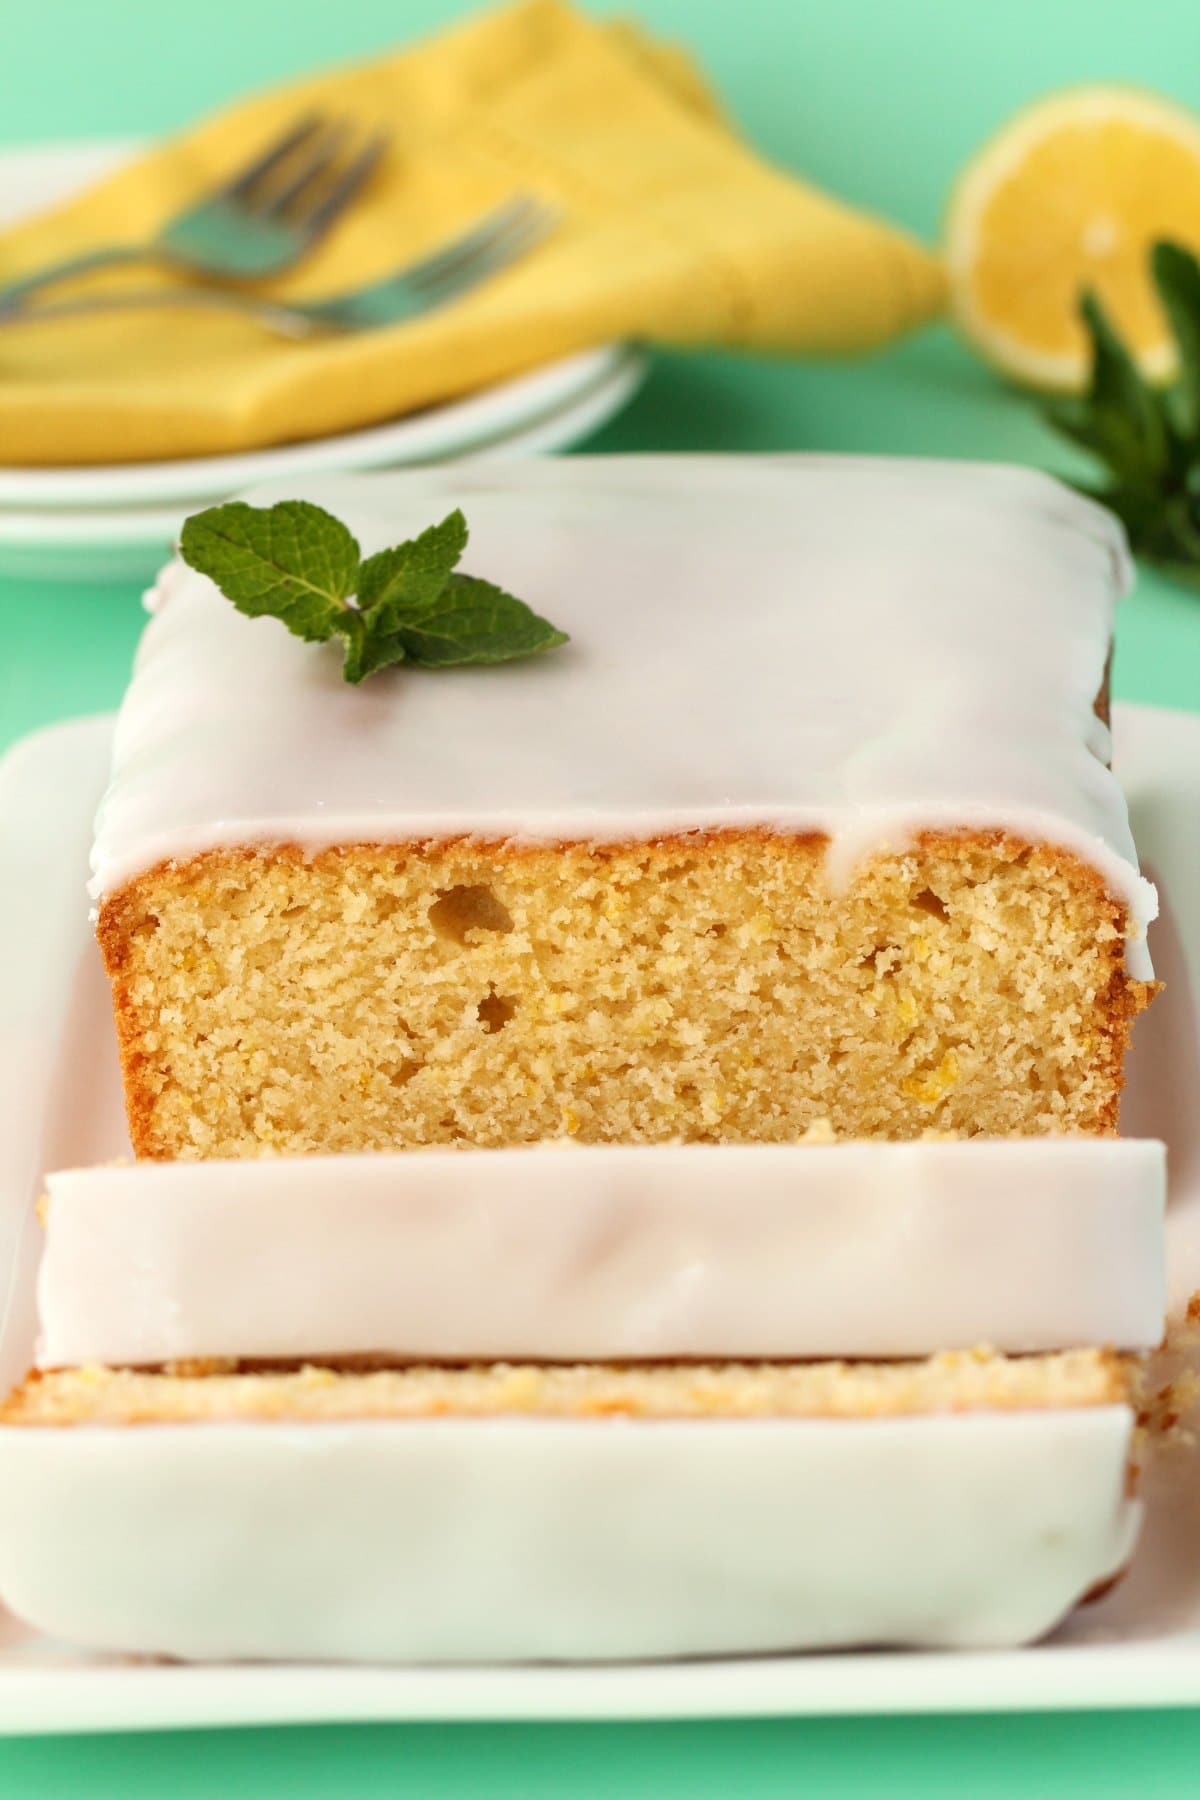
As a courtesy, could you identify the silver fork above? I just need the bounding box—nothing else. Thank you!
[4,195,559,338]
[0,113,388,316]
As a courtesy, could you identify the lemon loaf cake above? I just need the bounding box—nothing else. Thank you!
[0,1348,1138,1658]
[91,456,1157,1159]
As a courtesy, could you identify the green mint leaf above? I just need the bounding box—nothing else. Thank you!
[395,573,569,667]
[1143,555,1200,591]
[339,622,407,686]
[1152,240,1200,441]
[179,498,567,680]
[179,500,360,642]
[1044,394,1116,459]
[1079,481,1163,544]
[1041,241,1200,591]
[1067,477,1200,586]
[1046,290,1171,490]
[1140,489,1200,569]
[356,509,468,627]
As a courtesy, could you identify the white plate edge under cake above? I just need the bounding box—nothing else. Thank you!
[0,139,646,512]
[0,704,1199,1725]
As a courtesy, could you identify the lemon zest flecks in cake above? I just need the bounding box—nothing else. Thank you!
[902,1049,961,1107]
[96,833,1148,1159]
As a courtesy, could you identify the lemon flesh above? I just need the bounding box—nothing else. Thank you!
[946,86,1200,391]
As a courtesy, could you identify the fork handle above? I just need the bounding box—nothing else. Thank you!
[0,245,162,316]
[1,283,335,339]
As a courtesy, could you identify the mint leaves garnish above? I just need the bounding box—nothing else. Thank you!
[1043,241,1200,587]
[178,500,568,683]
[179,501,362,642]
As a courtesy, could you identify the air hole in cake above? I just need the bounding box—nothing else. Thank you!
[913,888,949,922]
[427,883,514,945]
[705,923,728,939]
[477,990,517,1034]
[660,861,698,881]
[382,1056,423,1089]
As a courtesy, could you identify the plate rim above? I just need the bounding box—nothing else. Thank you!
[0,1633,1199,1737]
[0,348,649,551]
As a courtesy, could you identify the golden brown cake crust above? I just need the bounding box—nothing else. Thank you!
[1,1348,1128,1427]
[96,827,1155,1161]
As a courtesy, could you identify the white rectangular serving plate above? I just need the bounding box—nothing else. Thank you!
[0,704,1198,1732]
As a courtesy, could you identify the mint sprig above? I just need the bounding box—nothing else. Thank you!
[1043,240,1200,587]
[178,500,568,683]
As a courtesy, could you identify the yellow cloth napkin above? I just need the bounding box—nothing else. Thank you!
[0,0,945,465]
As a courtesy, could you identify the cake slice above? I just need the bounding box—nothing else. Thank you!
[0,1349,1139,1660]
[91,456,1157,1158]
[1,1345,1128,1423]
[34,1140,1166,1368]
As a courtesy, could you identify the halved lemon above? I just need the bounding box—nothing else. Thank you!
[945,86,1200,391]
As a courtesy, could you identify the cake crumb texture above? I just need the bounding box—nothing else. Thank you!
[0,1349,1127,1426]
[97,830,1151,1160]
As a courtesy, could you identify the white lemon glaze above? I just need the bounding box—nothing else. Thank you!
[0,1410,1139,1659]
[36,1139,1166,1369]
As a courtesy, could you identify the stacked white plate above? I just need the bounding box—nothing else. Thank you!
[0,143,648,583]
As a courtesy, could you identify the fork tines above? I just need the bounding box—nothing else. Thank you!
[403,196,561,305]
[224,113,388,229]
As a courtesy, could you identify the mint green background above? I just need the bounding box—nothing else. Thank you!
[3,0,1200,1788]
